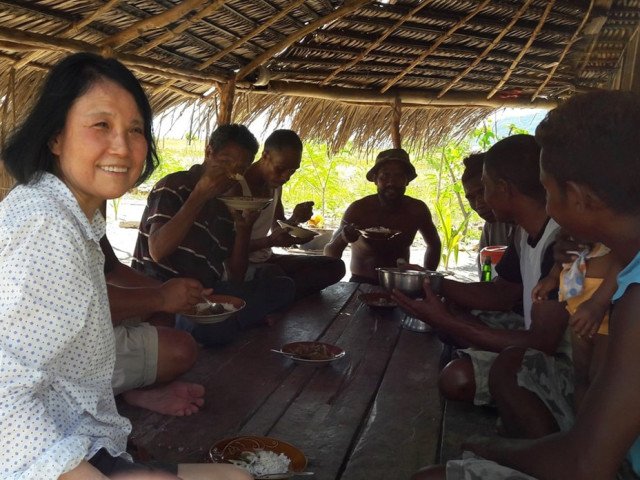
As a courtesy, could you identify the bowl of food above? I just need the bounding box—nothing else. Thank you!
[376,267,444,297]
[276,220,318,243]
[277,341,346,366]
[219,196,273,212]
[358,226,401,240]
[358,291,397,309]
[181,294,245,325]
[209,435,307,479]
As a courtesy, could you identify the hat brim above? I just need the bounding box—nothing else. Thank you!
[366,159,417,182]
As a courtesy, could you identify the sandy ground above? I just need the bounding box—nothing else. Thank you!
[105,196,479,283]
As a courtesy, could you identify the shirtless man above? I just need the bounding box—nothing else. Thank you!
[324,148,441,283]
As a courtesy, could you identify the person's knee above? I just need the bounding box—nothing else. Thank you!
[439,358,476,402]
[488,346,526,399]
[159,328,198,371]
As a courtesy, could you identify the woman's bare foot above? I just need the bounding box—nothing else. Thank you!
[122,381,205,416]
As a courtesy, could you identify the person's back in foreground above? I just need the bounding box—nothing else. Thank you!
[0,52,249,480]
[324,148,441,283]
[412,90,640,480]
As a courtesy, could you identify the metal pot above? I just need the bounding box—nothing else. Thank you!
[376,267,444,297]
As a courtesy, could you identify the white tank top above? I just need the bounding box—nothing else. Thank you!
[249,187,281,263]
[517,218,560,329]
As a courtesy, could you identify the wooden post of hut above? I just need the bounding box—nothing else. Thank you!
[391,95,402,148]
[217,76,236,126]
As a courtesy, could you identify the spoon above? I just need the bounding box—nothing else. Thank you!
[270,348,298,358]
[201,295,221,310]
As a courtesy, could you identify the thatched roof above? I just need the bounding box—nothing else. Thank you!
[0,0,639,155]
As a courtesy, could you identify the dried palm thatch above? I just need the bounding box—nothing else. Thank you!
[0,0,638,194]
[234,91,493,154]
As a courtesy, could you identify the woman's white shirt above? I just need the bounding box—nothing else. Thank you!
[0,173,131,479]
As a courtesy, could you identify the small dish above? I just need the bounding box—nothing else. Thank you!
[279,341,346,365]
[181,294,245,325]
[276,220,318,242]
[358,291,397,309]
[357,226,401,240]
[219,196,273,212]
[209,435,307,477]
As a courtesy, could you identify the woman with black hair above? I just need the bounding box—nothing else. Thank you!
[0,52,249,480]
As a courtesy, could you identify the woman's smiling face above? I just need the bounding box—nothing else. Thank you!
[50,78,147,218]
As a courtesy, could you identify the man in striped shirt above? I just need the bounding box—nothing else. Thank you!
[133,124,295,346]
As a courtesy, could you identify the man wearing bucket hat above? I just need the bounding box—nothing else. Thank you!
[324,148,441,284]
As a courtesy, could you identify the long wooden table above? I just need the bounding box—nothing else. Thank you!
[120,282,444,479]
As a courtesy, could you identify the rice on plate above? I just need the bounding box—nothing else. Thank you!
[230,449,291,476]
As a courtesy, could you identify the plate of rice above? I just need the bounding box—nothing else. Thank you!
[357,226,401,240]
[209,435,307,479]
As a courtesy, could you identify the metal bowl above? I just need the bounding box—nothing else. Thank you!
[376,267,444,297]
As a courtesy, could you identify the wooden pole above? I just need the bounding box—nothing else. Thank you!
[217,77,236,125]
[391,96,402,148]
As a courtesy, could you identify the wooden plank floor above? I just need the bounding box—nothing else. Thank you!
[119,282,447,478]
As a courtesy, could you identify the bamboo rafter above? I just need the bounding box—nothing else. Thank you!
[102,0,207,49]
[197,0,306,71]
[321,0,435,85]
[437,0,536,99]
[151,0,305,96]
[487,0,556,99]
[0,26,227,85]
[134,0,227,55]
[531,0,596,101]
[380,0,492,94]
[235,0,371,81]
[13,0,121,70]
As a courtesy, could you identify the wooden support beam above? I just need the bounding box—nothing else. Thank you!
[531,0,595,101]
[437,0,536,99]
[103,0,206,49]
[0,25,227,85]
[217,77,236,125]
[243,80,557,109]
[322,0,434,85]
[380,0,492,94]
[487,0,555,99]
[391,96,402,148]
[235,0,370,81]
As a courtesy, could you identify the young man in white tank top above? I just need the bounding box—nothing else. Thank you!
[393,135,570,438]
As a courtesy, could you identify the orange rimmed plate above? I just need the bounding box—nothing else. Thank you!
[209,435,307,475]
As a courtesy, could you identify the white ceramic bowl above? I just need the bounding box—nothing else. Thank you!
[219,196,272,212]
[181,294,246,325]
